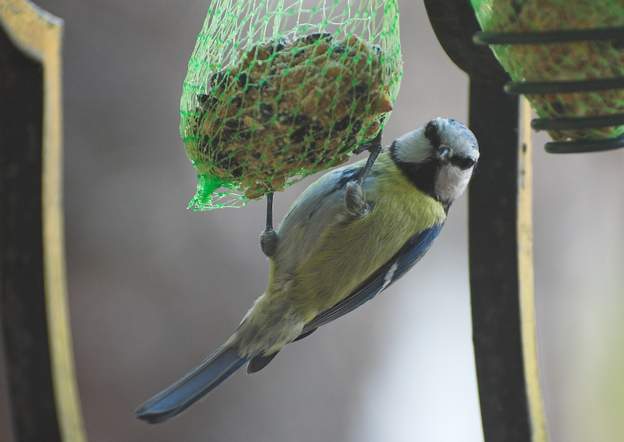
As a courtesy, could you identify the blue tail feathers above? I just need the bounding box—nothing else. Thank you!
[135,346,248,424]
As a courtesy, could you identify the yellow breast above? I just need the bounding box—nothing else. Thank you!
[282,154,447,321]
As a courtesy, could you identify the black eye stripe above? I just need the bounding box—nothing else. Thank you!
[450,156,476,170]
[424,120,441,148]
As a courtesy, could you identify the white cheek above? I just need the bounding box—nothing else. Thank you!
[394,129,431,163]
[435,166,472,202]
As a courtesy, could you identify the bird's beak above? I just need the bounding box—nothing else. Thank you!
[436,145,451,163]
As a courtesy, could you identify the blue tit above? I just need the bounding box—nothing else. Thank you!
[136,117,480,424]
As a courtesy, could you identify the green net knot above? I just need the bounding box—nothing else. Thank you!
[187,173,247,211]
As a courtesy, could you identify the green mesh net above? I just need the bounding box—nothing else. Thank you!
[471,0,624,142]
[180,0,402,210]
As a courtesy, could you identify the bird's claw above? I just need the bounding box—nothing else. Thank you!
[260,229,278,257]
[353,143,369,155]
[345,181,370,218]
[353,140,377,155]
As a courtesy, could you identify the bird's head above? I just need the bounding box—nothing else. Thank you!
[389,117,479,206]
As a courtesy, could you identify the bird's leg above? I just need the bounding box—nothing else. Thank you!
[357,131,383,184]
[345,131,383,218]
[260,192,278,257]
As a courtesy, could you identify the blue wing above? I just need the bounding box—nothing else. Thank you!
[300,223,444,334]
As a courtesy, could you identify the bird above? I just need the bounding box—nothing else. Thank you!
[136,117,480,424]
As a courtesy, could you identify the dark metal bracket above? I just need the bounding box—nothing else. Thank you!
[425,1,547,441]
[0,2,87,442]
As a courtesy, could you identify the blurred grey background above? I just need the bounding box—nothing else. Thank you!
[2,1,623,441]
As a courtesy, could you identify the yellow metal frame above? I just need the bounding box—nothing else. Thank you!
[518,97,548,441]
[0,2,87,441]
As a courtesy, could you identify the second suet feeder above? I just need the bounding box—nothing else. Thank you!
[471,0,624,153]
